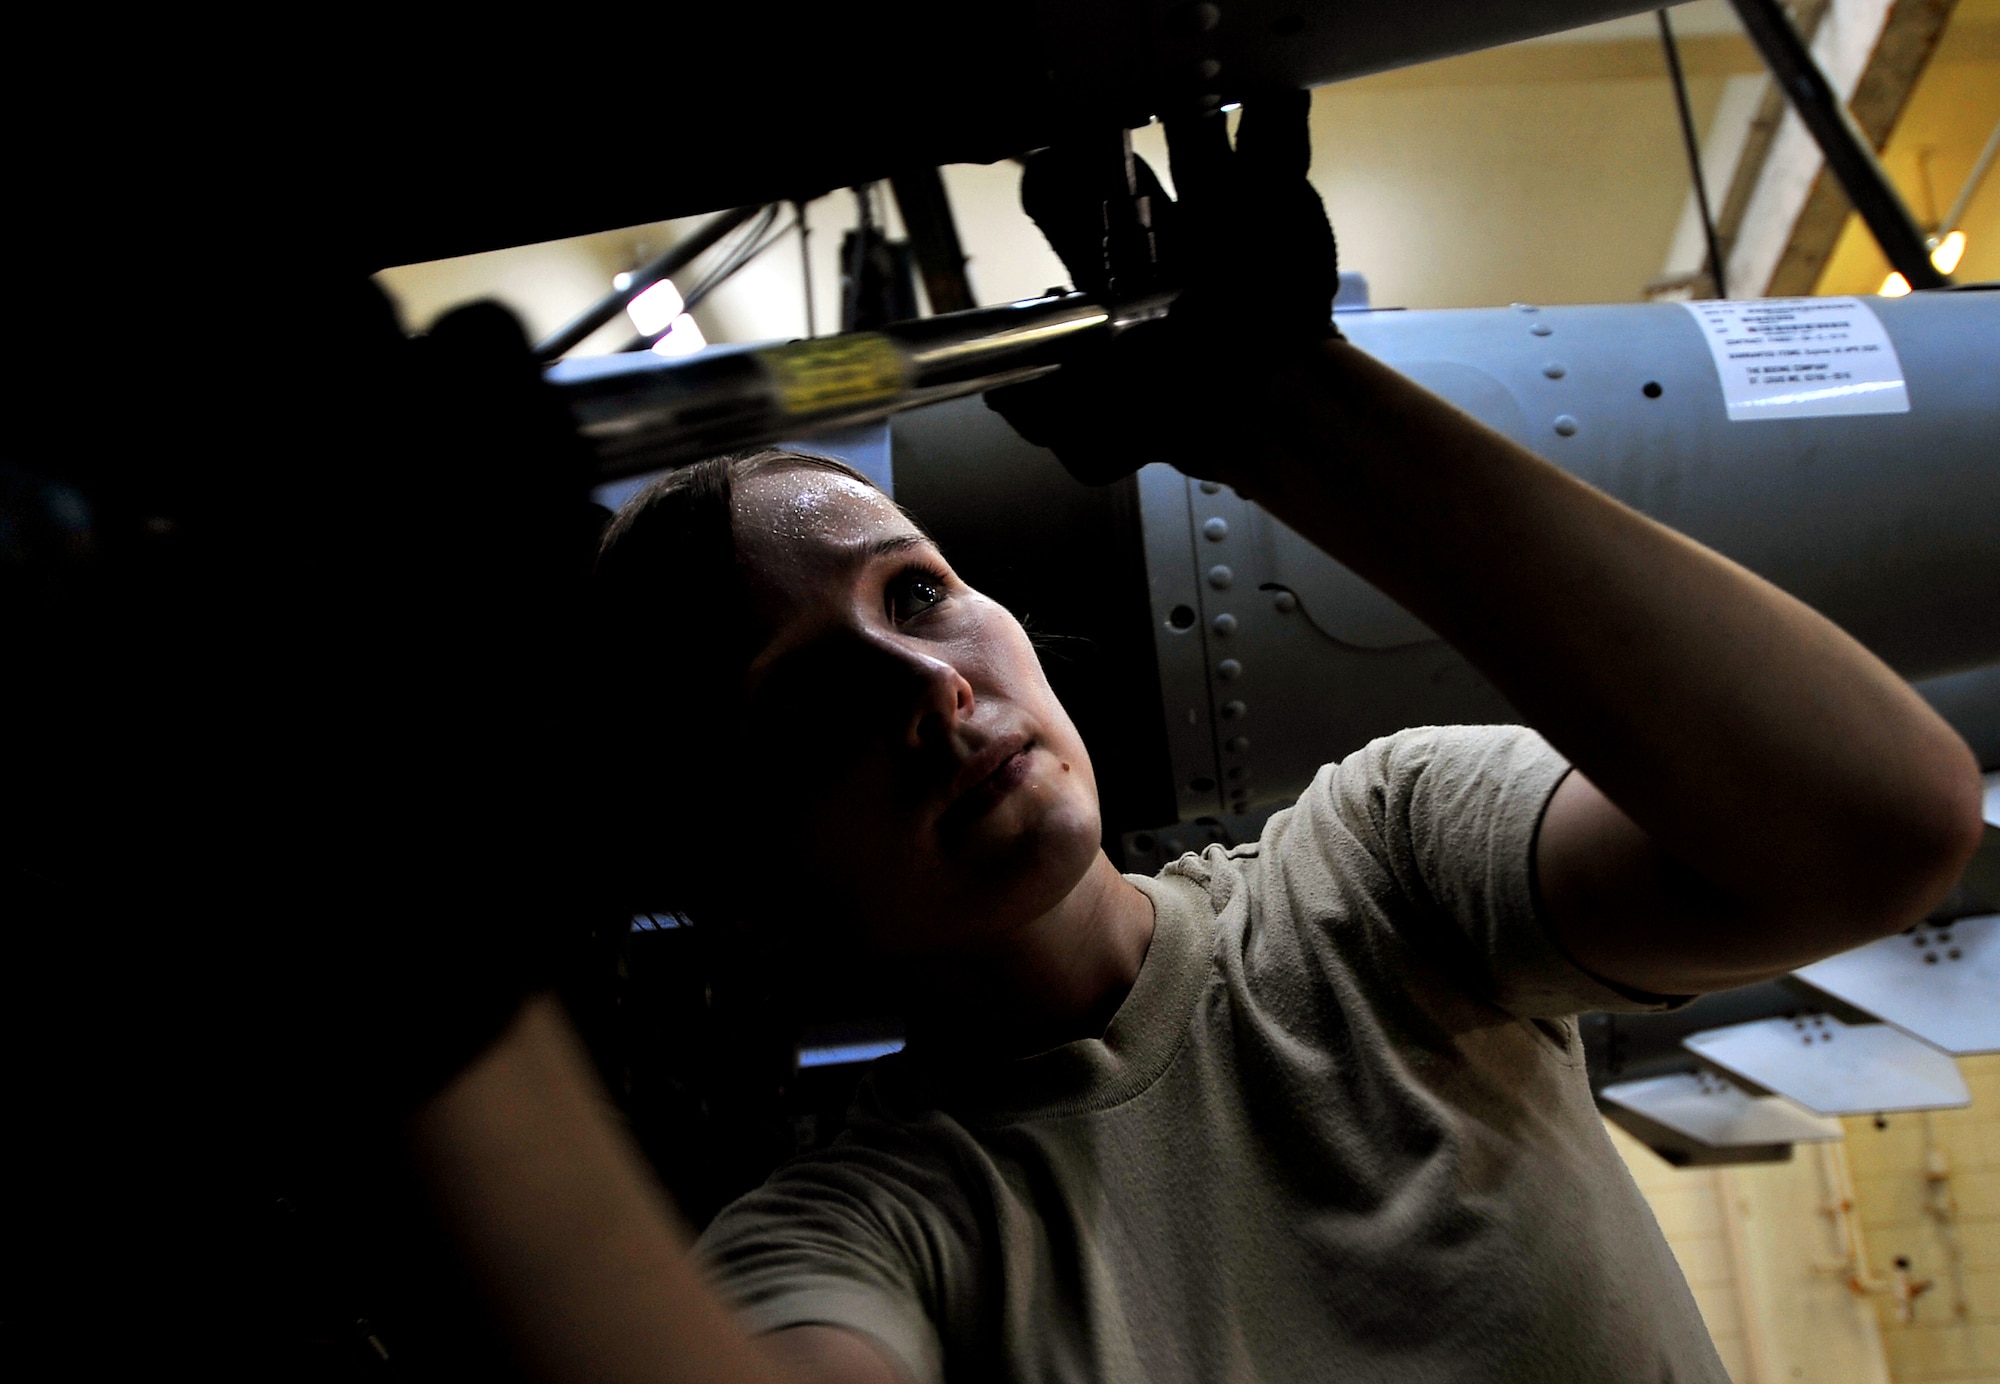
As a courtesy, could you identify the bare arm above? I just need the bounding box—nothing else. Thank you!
[1229,340,1983,995]
[406,993,796,1384]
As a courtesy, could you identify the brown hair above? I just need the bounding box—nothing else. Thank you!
[591,449,898,915]
[593,451,916,1138]
[595,448,884,613]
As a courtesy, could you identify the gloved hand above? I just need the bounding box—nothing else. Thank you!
[987,89,1340,486]
[264,286,607,1111]
[14,277,608,1123]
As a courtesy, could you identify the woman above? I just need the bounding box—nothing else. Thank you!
[595,448,1151,1057]
[590,98,1979,1384]
[589,422,1975,1384]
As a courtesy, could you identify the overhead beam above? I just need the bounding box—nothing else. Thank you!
[889,168,977,316]
[1756,0,1958,293]
[1720,0,1958,296]
[1710,0,1828,291]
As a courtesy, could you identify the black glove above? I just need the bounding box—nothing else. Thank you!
[13,279,606,1126]
[268,287,607,1113]
[988,89,1340,485]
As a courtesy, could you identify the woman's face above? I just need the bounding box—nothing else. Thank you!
[727,466,1103,960]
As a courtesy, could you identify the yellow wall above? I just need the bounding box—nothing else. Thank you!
[1612,1052,2000,1383]
[1609,1118,1896,1383]
[1843,1054,2000,1382]
[1299,43,1748,311]
[1607,1122,1763,1382]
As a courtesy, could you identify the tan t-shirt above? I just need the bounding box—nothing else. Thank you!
[698,726,1725,1383]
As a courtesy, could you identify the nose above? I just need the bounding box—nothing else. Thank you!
[897,641,975,752]
[779,624,976,755]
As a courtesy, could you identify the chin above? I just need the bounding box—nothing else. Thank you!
[870,750,1108,957]
[965,787,1103,928]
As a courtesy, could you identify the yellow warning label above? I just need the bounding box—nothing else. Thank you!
[757,335,907,415]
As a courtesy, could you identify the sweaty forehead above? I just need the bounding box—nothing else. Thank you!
[730,467,924,600]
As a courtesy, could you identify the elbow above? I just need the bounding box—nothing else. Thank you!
[1923,749,1991,910]
[1837,735,1988,941]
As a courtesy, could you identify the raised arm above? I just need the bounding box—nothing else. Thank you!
[1223,340,1982,995]
[993,92,1983,997]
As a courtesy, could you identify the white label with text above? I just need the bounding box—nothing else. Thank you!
[1683,297,1909,421]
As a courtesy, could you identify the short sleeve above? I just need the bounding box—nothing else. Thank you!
[1306,725,1689,1018]
[696,1129,982,1384]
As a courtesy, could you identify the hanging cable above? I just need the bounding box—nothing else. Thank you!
[1658,8,1728,299]
[796,198,817,339]
[841,184,878,332]
[680,205,783,308]
[1940,117,1999,237]
[630,207,797,352]
[533,204,762,361]
[708,210,797,294]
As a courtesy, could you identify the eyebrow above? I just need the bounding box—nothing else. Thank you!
[870,533,931,559]
[833,531,934,573]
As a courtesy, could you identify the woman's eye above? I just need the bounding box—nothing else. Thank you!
[888,569,949,624]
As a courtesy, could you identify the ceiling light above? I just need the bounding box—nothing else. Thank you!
[1930,230,1966,274]
[650,314,708,358]
[1873,229,1966,296]
[626,279,686,337]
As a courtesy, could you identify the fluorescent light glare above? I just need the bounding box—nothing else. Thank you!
[1931,230,1966,274]
[627,279,686,337]
[1878,271,1912,297]
[611,271,634,291]
[649,313,708,358]
[797,1038,905,1068]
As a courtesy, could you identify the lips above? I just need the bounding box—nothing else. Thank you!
[940,732,1034,823]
